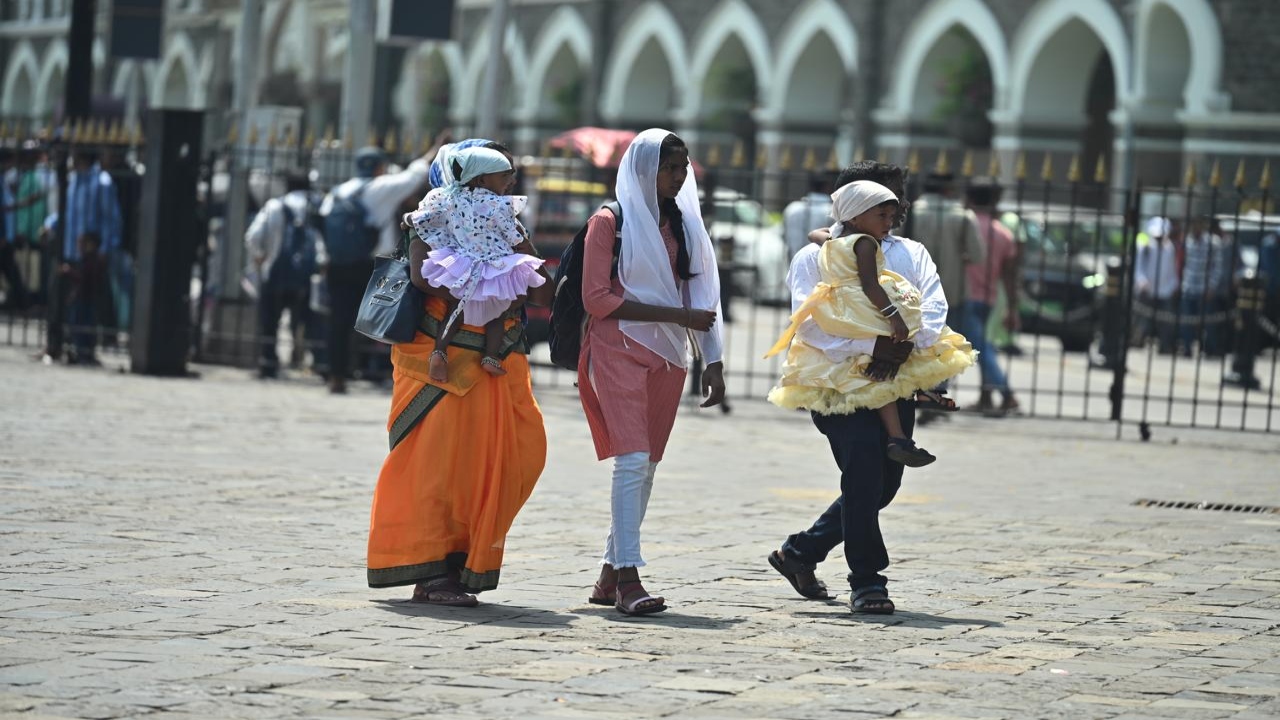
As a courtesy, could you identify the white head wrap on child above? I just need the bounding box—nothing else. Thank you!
[613,128,723,367]
[452,147,512,185]
[828,180,899,237]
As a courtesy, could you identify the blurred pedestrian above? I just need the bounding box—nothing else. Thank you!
[102,150,142,332]
[0,147,26,310]
[62,231,113,365]
[45,150,122,360]
[319,145,433,394]
[783,172,835,259]
[1179,216,1232,356]
[12,147,54,305]
[908,173,985,325]
[245,172,325,379]
[1135,216,1180,353]
[581,130,725,615]
[963,179,1020,415]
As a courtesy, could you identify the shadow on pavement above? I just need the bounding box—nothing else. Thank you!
[793,608,1004,628]
[372,599,578,628]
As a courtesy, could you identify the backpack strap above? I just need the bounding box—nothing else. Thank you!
[602,201,623,276]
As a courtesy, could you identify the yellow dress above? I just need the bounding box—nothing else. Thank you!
[765,234,976,414]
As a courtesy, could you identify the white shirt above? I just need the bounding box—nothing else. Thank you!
[783,192,833,259]
[319,158,431,256]
[1135,237,1180,300]
[244,190,322,276]
[786,233,948,361]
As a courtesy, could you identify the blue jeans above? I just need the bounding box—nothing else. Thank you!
[961,299,1009,392]
[781,404,913,590]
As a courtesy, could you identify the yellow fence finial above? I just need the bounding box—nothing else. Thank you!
[323,124,336,146]
[1067,154,1081,183]
[706,144,722,168]
[853,145,866,163]
[303,128,316,152]
[1261,160,1272,191]
[283,124,297,149]
[1234,159,1247,189]
[826,147,840,171]
[1209,159,1222,188]
[802,147,817,171]
[1040,152,1054,182]
[961,150,975,178]
[934,150,950,176]
[907,149,921,174]
[107,119,122,145]
[1184,161,1197,188]
[342,128,353,150]
[247,123,260,147]
[383,128,397,154]
[779,145,794,171]
[877,149,888,164]
[755,146,768,170]
[987,153,1001,178]
[1015,152,1027,181]
[730,141,745,168]
[1094,156,1108,184]
[226,120,239,145]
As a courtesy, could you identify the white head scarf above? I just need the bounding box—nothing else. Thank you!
[614,128,723,367]
[828,180,899,237]
[454,147,511,185]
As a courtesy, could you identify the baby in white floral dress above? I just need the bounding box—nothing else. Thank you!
[410,146,546,381]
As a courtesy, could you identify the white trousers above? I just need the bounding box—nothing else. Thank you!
[603,451,658,568]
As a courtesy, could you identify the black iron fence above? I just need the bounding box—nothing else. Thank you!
[2,117,1276,434]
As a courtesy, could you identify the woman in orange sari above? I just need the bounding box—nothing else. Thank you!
[366,140,551,606]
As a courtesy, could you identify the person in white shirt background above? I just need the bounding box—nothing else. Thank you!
[319,145,434,394]
[767,161,947,616]
[783,173,836,259]
[1134,216,1181,354]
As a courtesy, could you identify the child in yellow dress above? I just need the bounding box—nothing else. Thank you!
[766,180,975,466]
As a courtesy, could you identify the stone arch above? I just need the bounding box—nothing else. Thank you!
[34,41,69,117]
[599,1,687,124]
[1007,0,1130,122]
[395,42,463,137]
[684,0,773,120]
[2,41,41,117]
[154,32,200,109]
[453,19,529,125]
[765,0,858,123]
[518,5,593,124]
[889,0,1009,121]
[1135,0,1226,114]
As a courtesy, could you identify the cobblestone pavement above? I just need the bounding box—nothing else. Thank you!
[2,346,1279,720]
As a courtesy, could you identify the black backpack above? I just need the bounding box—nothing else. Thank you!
[547,202,623,371]
[270,201,320,287]
[323,181,378,266]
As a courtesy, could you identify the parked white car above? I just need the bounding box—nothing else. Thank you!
[705,189,790,304]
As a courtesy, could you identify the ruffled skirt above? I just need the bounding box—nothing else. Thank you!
[421,249,546,328]
[768,327,976,414]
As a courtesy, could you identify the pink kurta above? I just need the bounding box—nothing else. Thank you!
[577,209,687,462]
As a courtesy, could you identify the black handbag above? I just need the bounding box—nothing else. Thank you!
[354,234,425,344]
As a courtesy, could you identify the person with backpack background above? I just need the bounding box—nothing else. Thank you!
[319,145,435,394]
[245,172,324,379]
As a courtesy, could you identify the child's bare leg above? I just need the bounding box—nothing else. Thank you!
[429,302,460,383]
[877,400,907,439]
[480,318,506,376]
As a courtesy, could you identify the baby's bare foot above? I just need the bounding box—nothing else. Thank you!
[429,351,449,383]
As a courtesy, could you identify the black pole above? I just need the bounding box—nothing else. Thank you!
[45,0,96,360]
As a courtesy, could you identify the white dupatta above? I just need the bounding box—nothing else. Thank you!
[615,128,723,367]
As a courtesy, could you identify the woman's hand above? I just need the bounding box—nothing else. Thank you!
[700,361,726,408]
[889,314,909,343]
[682,308,717,331]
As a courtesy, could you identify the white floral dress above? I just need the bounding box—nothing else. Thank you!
[409,187,545,328]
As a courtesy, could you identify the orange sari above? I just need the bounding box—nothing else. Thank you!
[366,297,547,593]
